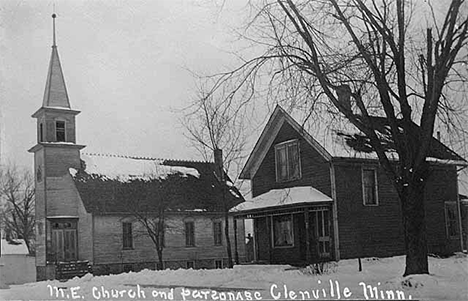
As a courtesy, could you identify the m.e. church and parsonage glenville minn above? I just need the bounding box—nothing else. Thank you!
[29,15,467,281]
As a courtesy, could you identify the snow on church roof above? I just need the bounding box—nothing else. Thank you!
[231,186,332,213]
[72,153,200,182]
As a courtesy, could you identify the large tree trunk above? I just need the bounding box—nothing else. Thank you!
[400,178,429,276]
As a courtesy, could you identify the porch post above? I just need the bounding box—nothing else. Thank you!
[234,218,239,264]
[304,208,311,263]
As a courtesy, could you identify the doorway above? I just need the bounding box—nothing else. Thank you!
[50,219,78,262]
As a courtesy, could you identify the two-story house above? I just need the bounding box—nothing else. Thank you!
[233,106,466,265]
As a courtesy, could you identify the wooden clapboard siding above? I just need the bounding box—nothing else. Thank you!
[251,122,331,198]
[334,162,404,259]
[424,165,460,253]
[44,147,82,177]
[334,161,461,259]
[93,214,245,265]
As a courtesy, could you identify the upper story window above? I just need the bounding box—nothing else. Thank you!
[122,222,133,249]
[55,121,66,142]
[39,123,44,142]
[275,139,301,182]
[185,221,195,247]
[362,168,378,206]
[213,221,222,246]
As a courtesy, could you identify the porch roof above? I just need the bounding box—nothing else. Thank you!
[230,186,332,215]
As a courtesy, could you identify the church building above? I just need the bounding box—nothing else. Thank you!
[29,15,245,281]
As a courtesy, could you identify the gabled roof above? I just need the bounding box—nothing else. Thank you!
[70,153,244,214]
[240,106,331,179]
[42,46,71,109]
[240,106,467,179]
[231,186,332,214]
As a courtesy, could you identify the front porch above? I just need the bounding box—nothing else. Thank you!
[232,186,335,266]
[239,205,333,265]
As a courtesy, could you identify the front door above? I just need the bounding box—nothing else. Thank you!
[309,209,331,259]
[50,220,78,262]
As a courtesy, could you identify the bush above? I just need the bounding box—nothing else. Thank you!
[301,261,337,275]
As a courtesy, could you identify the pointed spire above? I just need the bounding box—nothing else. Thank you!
[52,13,56,47]
[42,13,71,108]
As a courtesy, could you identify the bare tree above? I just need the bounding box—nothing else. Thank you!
[183,84,252,267]
[183,84,250,183]
[200,0,468,275]
[0,165,35,255]
[124,173,186,270]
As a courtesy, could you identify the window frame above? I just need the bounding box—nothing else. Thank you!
[185,221,195,247]
[39,123,44,142]
[444,201,459,239]
[361,167,379,206]
[274,139,302,183]
[214,259,223,269]
[55,120,66,142]
[271,214,294,248]
[122,222,133,250]
[186,261,195,269]
[213,221,223,246]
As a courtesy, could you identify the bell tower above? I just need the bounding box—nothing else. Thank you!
[29,14,85,280]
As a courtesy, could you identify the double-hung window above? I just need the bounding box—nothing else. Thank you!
[275,140,301,182]
[362,168,378,206]
[56,121,66,142]
[213,221,222,246]
[445,202,459,239]
[185,221,195,247]
[272,214,293,247]
[122,222,133,249]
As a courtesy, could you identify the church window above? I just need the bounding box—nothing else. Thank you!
[185,221,195,247]
[40,123,44,142]
[122,222,133,249]
[56,121,66,142]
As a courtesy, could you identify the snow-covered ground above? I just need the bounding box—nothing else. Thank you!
[1,254,466,301]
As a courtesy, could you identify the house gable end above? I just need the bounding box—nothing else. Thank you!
[240,106,332,180]
[252,122,332,198]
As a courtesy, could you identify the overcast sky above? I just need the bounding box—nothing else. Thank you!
[0,0,251,169]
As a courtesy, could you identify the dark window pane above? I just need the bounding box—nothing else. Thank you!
[288,143,300,179]
[123,222,133,249]
[185,222,195,246]
[213,221,222,245]
[56,121,66,142]
[363,169,377,205]
[273,215,293,247]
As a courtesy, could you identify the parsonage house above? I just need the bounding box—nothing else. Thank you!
[232,106,467,265]
[29,18,245,281]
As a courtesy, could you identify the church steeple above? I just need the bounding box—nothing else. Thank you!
[29,13,85,148]
[42,13,71,109]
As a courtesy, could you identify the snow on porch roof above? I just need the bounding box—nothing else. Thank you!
[76,153,200,182]
[231,186,332,213]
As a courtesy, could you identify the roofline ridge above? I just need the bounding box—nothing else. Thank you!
[81,152,212,163]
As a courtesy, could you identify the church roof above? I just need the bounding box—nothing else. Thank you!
[42,46,70,108]
[70,153,244,214]
[42,14,71,109]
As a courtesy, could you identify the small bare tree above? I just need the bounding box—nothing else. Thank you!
[183,84,251,267]
[199,0,468,276]
[0,165,35,255]
[183,84,250,182]
[123,173,186,270]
